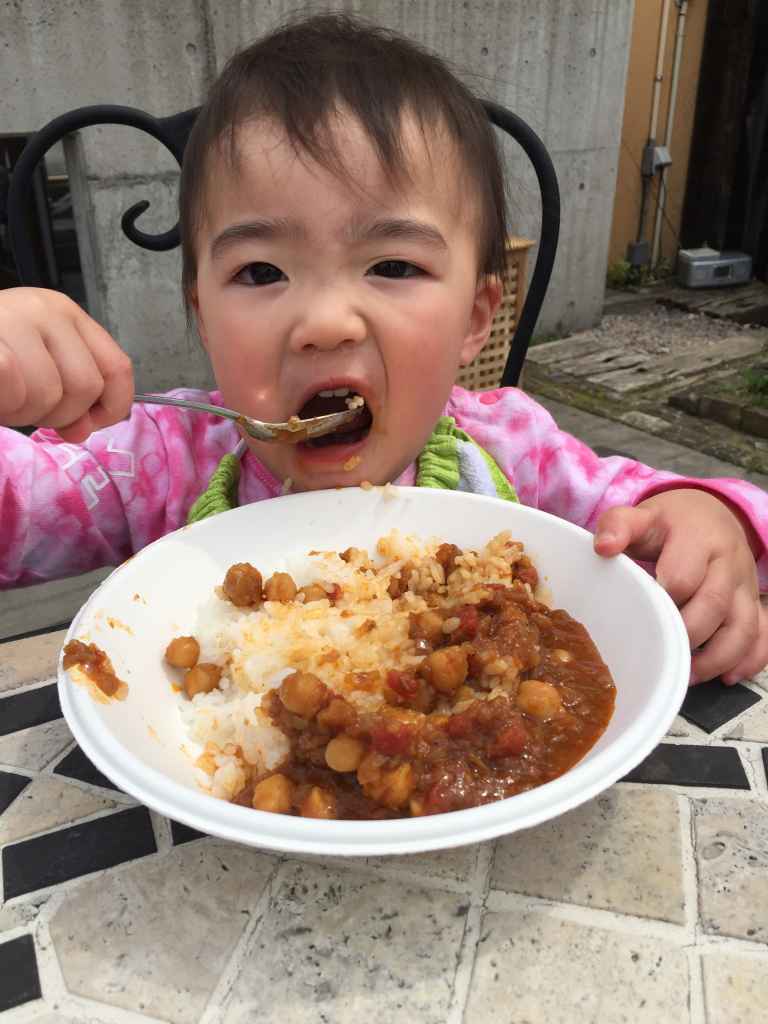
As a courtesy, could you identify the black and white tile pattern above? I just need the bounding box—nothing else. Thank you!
[1,628,767,1022]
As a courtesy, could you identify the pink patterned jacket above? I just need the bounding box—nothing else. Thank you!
[2,386,767,589]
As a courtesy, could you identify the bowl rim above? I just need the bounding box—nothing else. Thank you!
[58,488,691,856]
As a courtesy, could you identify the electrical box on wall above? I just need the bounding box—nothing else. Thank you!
[677,247,752,289]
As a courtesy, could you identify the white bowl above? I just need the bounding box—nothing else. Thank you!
[58,487,689,856]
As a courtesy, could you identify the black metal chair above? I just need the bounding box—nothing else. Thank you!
[7,101,560,387]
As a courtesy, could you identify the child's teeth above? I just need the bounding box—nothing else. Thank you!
[333,388,351,397]
[318,390,336,398]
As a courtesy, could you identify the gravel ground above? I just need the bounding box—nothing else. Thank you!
[571,306,761,356]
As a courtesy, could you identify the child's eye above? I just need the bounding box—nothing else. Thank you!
[234,262,287,286]
[367,260,423,279]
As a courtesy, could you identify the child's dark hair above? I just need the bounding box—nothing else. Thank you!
[179,12,507,298]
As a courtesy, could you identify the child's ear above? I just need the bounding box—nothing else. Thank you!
[188,285,210,350]
[459,274,503,366]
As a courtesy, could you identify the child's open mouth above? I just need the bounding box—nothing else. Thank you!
[296,388,373,449]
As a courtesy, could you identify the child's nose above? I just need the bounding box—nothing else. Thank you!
[288,290,367,353]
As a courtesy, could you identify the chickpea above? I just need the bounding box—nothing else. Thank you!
[386,707,425,727]
[252,773,293,813]
[517,679,563,721]
[364,763,415,810]
[279,671,329,718]
[409,796,426,817]
[409,610,444,645]
[421,645,468,694]
[264,572,298,603]
[298,583,327,603]
[357,750,386,788]
[382,763,415,809]
[184,663,222,698]
[299,786,337,819]
[317,698,356,731]
[165,636,200,669]
[223,563,263,608]
[325,735,365,772]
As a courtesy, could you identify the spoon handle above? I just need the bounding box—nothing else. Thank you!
[134,393,241,422]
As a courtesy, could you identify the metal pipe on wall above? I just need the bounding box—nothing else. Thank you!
[652,0,689,266]
[637,0,673,249]
[649,0,674,141]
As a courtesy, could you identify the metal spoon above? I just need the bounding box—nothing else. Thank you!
[134,393,364,443]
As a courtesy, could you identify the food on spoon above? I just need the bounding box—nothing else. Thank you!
[294,388,372,450]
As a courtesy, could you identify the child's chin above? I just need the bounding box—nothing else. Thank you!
[292,469,369,492]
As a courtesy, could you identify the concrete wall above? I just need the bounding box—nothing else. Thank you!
[1,0,634,389]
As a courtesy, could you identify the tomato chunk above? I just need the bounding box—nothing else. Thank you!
[370,721,416,756]
[488,717,529,759]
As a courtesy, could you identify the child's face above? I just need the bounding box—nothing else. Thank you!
[192,113,500,491]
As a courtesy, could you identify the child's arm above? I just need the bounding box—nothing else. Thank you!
[0,395,239,587]
[0,288,134,441]
[449,387,768,684]
[594,489,768,685]
[0,289,232,588]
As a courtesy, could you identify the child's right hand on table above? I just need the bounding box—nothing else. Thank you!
[0,287,133,443]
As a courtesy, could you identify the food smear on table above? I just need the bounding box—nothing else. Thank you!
[63,639,129,702]
[167,531,616,819]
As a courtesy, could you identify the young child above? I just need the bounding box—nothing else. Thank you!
[1,14,767,687]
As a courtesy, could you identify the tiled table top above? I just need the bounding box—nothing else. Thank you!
[1,628,767,1024]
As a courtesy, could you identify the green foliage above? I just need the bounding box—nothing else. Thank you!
[606,260,634,288]
[606,257,675,290]
[744,363,768,401]
[529,331,561,347]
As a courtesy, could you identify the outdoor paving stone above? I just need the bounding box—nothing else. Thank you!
[0,775,118,845]
[222,860,469,1024]
[0,933,42,1013]
[464,907,688,1023]
[358,845,478,884]
[309,844,479,886]
[0,630,66,693]
[491,788,685,922]
[752,667,768,694]
[0,684,61,737]
[0,720,73,772]
[692,797,768,943]
[724,699,768,741]
[49,841,276,1024]
[593,445,635,459]
[0,899,45,936]
[666,715,699,738]
[17,1015,84,1023]
[702,952,768,1024]
[54,743,121,791]
[679,681,761,734]
[3,806,156,900]
[621,744,749,789]
[170,819,207,845]
[0,770,29,814]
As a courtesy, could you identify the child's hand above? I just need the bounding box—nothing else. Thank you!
[0,287,133,443]
[594,489,768,685]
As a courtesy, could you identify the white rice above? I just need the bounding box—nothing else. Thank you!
[178,529,527,799]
